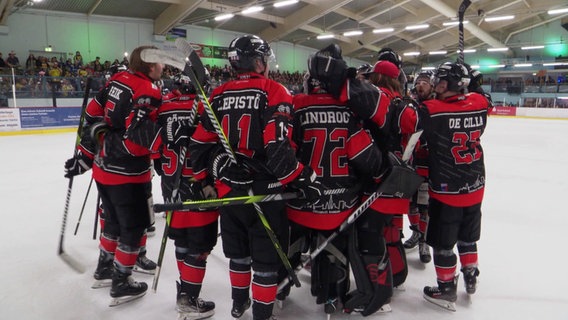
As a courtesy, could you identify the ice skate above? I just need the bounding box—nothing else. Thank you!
[109,270,148,306]
[275,283,291,309]
[231,298,251,319]
[324,298,338,319]
[146,225,156,237]
[403,230,420,251]
[423,276,458,312]
[133,254,157,275]
[92,252,113,289]
[418,241,431,263]
[176,282,215,320]
[462,267,480,294]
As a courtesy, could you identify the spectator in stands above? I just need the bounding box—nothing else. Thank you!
[26,53,37,73]
[48,61,63,94]
[0,52,6,68]
[93,57,103,73]
[74,51,83,67]
[6,51,21,68]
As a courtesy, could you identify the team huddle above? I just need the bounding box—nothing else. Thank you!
[64,34,490,320]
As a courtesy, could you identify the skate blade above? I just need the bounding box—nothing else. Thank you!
[91,279,112,289]
[378,303,392,313]
[423,294,456,311]
[109,291,147,307]
[276,299,284,310]
[177,309,214,320]
[404,246,418,252]
[394,283,406,291]
[133,266,156,275]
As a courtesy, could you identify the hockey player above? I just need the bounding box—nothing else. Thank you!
[282,44,383,318]
[188,34,326,320]
[319,55,420,316]
[64,45,164,306]
[155,74,218,320]
[419,62,489,311]
[404,71,435,264]
[359,59,418,291]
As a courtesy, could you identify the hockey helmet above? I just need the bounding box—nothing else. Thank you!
[173,73,196,95]
[228,34,274,71]
[307,43,347,94]
[377,48,402,69]
[413,70,434,87]
[434,62,470,92]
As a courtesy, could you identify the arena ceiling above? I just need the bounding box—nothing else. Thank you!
[3,0,568,66]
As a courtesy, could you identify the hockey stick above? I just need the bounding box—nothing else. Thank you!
[153,187,354,212]
[73,176,93,235]
[458,0,472,64]
[58,77,93,274]
[152,43,204,292]
[92,193,100,240]
[142,42,301,287]
[277,131,424,292]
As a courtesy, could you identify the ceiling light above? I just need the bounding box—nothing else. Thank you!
[543,62,568,66]
[421,67,436,70]
[548,8,568,15]
[487,64,505,68]
[514,63,532,67]
[316,34,335,40]
[373,28,394,33]
[214,13,234,21]
[521,45,545,50]
[484,15,515,22]
[405,24,429,30]
[470,65,480,69]
[429,50,447,55]
[343,30,363,37]
[487,47,508,52]
[443,20,469,26]
[274,0,299,8]
[457,49,476,53]
[241,6,263,14]
[403,51,420,56]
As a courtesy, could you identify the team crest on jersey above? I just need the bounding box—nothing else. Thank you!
[137,97,151,105]
[277,104,291,115]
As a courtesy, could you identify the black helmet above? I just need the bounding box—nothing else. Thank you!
[228,34,274,71]
[307,43,347,95]
[377,48,402,69]
[173,73,196,95]
[463,63,484,93]
[434,62,470,92]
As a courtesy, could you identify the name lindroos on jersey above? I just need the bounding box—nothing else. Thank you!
[300,110,352,125]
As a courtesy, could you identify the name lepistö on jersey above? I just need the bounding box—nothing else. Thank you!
[218,93,262,110]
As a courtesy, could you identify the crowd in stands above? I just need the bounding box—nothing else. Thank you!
[0,49,307,104]
[1,49,568,108]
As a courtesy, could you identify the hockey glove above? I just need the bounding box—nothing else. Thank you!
[210,152,253,189]
[158,111,194,148]
[64,151,93,178]
[377,152,424,198]
[187,178,217,201]
[88,121,109,146]
[289,166,326,200]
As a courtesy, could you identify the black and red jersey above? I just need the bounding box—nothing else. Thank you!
[419,92,489,207]
[88,71,162,185]
[287,93,382,230]
[156,94,219,228]
[190,72,304,187]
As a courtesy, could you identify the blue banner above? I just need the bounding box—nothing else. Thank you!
[19,107,81,129]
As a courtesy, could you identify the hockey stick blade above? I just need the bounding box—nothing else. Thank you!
[174,38,207,85]
[402,130,423,162]
[59,251,86,273]
[140,48,188,72]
